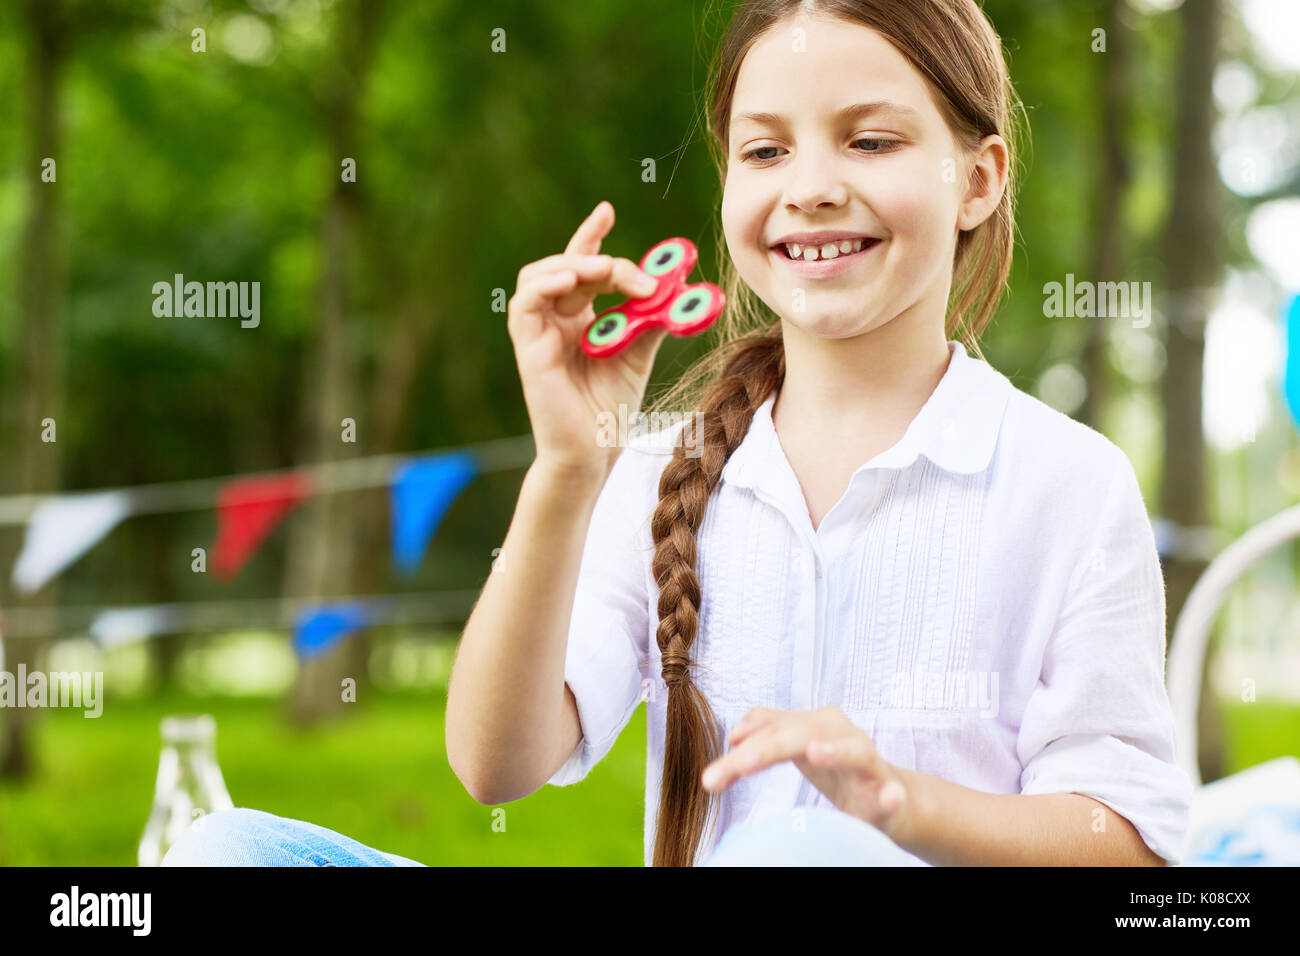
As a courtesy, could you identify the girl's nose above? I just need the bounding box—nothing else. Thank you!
[782,152,850,211]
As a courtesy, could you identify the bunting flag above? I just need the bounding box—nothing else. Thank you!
[90,606,179,648]
[212,472,314,579]
[1284,292,1300,433]
[11,491,135,595]
[391,451,480,573]
[293,603,370,659]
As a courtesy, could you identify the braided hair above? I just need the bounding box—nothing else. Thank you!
[649,327,784,867]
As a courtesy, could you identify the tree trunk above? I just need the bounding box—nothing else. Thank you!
[0,0,66,782]
[283,0,386,726]
[1158,0,1223,783]
[1079,0,1131,431]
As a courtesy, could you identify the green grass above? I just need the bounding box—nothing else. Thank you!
[1219,698,1300,775]
[1,691,1294,866]
[0,688,647,866]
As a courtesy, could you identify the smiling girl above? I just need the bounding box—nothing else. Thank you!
[163,0,1191,869]
[444,0,1192,868]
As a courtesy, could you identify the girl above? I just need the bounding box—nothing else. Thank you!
[164,0,1192,868]
[448,0,1192,868]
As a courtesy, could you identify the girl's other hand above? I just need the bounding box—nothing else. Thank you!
[700,705,912,840]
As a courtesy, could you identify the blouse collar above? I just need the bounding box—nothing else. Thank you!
[719,340,1013,494]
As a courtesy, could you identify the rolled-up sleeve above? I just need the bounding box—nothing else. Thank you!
[546,443,655,787]
[1017,447,1194,863]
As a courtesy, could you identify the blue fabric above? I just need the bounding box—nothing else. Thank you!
[292,604,369,660]
[1178,804,1300,867]
[1285,293,1300,434]
[391,452,480,573]
[160,808,427,867]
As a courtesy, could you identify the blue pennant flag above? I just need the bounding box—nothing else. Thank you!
[293,603,370,660]
[391,451,480,573]
[1284,292,1300,433]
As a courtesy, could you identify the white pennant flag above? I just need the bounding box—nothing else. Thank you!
[11,491,134,595]
[90,606,178,648]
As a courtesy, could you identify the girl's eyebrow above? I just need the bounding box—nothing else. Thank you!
[731,100,922,131]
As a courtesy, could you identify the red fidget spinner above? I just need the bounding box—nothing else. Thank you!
[581,237,725,358]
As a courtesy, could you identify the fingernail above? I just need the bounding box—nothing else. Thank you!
[702,767,719,789]
[636,274,657,294]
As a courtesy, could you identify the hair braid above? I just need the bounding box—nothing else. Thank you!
[649,325,785,867]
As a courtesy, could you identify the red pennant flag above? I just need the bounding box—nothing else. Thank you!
[212,472,314,579]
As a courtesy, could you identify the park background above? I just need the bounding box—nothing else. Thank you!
[1,0,1298,865]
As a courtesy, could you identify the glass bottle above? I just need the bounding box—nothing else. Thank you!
[138,714,234,866]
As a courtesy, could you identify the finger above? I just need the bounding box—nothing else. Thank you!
[727,707,782,745]
[508,270,578,341]
[518,252,614,289]
[804,734,889,783]
[511,256,624,325]
[565,200,614,256]
[554,256,658,317]
[702,720,809,793]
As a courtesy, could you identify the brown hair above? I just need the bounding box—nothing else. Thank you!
[645,0,1025,866]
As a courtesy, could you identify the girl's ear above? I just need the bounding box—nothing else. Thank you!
[957,134,1009,232]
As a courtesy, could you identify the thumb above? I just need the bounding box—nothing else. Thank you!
[621,323,671,375]
[878,779,906,815]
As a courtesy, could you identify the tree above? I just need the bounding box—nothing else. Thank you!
[1158,0,1224,783]
[282,0,389,726]
[0,0,68,781]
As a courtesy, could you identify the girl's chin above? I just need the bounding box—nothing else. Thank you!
[778,313,877,340]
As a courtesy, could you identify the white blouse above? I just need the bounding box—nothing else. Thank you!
[546,339,1194,866]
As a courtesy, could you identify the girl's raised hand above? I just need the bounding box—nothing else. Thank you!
[507,201,671,482]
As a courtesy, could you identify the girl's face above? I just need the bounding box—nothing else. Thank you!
[721,14,983,339]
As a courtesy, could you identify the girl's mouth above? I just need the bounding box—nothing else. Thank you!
[770,238,883,278]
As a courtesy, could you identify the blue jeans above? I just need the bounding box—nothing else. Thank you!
[159,804,923,866]
[160,808,428,867]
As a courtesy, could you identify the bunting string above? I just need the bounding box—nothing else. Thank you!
[0,589,484,642]
[0,434,536,525]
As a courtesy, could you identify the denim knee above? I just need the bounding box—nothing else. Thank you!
[701,805,927,867]
[160,808,320,867]
[160,807,428,867]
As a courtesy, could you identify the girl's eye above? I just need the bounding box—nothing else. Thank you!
[853,137,897,154]
[740,138,898,164]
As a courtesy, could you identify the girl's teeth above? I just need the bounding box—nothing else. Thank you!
[783,238,869,260]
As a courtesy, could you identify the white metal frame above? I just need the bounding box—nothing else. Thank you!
[1166,502,1300,787]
